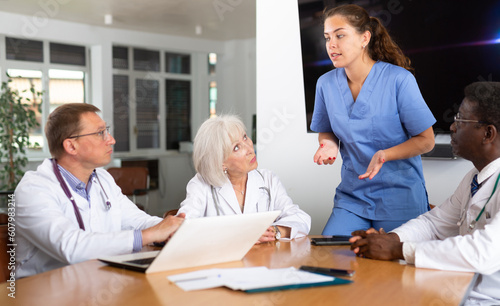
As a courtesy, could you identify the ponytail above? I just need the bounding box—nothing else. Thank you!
[368,17,413,72]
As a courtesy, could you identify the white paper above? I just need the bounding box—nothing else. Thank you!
[168,267,334,291]
[167,268,225,291]
[224,267,334,290]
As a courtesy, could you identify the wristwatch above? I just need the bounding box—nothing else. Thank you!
[273,225,281,240]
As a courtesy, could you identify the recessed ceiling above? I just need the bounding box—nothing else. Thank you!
[0,0,256,41]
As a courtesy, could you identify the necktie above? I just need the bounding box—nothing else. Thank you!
[471,174,479,197]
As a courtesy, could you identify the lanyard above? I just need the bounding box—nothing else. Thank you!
[469,172,500,231]
[51,159,86,230]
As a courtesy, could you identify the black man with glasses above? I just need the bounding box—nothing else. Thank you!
[350,82,500,304]
[15,103,185,278]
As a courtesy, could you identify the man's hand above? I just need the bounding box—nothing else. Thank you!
[141,213,185,246]
[350,228,404,261]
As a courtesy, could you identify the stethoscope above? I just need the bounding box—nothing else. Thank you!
[51,159,111,230]
[457,172,500,232]
[210,170,271,215]
[211,186,271,215]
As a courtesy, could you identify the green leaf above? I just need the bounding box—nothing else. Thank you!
[0,73,43,188]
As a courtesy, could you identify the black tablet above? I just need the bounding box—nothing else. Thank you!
[310,236,351,245]
[299,265,355,277]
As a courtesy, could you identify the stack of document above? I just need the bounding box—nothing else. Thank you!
[168,266,352,293]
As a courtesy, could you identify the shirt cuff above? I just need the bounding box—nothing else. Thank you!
[402,242,416,265]
[133,229,143,252]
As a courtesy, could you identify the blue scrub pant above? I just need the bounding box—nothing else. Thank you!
[321,207,409,236]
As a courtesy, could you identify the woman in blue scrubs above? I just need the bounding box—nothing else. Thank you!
[310,4,436,235]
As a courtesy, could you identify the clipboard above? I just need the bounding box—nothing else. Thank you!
[244,277,352,293]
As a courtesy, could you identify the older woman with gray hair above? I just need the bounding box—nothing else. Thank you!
[177,115,311,242]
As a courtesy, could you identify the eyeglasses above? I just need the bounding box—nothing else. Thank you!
[453,114,488,125]
[67,126,111,141]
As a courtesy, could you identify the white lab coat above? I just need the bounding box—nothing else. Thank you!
[177,169,311,239]
[393,166,500,303]
[14,159,162,278]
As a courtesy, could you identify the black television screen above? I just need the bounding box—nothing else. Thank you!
[299,0,500,134]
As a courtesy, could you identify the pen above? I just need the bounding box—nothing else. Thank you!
[175,274,220,283]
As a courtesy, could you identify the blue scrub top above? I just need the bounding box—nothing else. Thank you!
[310,61,436,220]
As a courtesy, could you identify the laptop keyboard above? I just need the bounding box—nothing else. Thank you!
[124,257,155,265]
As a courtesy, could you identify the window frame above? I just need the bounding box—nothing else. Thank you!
[0,36,90,160]
[111,45,194,157]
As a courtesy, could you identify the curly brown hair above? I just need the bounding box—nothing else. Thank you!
[323,4,413,72]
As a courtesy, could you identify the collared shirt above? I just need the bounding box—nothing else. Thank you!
[58,164,94,204]
[56,164,143,252]
[477,157,500,185]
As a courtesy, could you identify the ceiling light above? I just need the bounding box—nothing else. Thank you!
[104,14,113,25]
[195,25,202,35]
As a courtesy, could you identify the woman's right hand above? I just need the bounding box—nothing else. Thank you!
[314,133,339,165]
[255,226,277,244]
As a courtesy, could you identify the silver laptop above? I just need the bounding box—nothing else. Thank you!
[98,210,281,274]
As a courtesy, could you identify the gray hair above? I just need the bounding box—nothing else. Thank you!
[193,115,247,187]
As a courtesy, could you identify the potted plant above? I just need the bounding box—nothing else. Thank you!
[0,75,42,191]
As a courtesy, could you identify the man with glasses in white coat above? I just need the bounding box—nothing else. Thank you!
[15,103,184,278]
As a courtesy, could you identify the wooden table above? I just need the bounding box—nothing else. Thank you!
[0,236,475,305]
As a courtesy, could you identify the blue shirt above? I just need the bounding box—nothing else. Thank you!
[311,61,436,220]
[58,165,94,203]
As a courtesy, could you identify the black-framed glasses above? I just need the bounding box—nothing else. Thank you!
[67,126,111,141]
[453,114,488,125]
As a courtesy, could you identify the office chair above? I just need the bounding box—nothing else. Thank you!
[107,167,150,211]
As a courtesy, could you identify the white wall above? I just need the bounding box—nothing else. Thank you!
[256,0,473,235]
[218,39,257,132]
[0,11,256,217]
[422,157,473,205]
